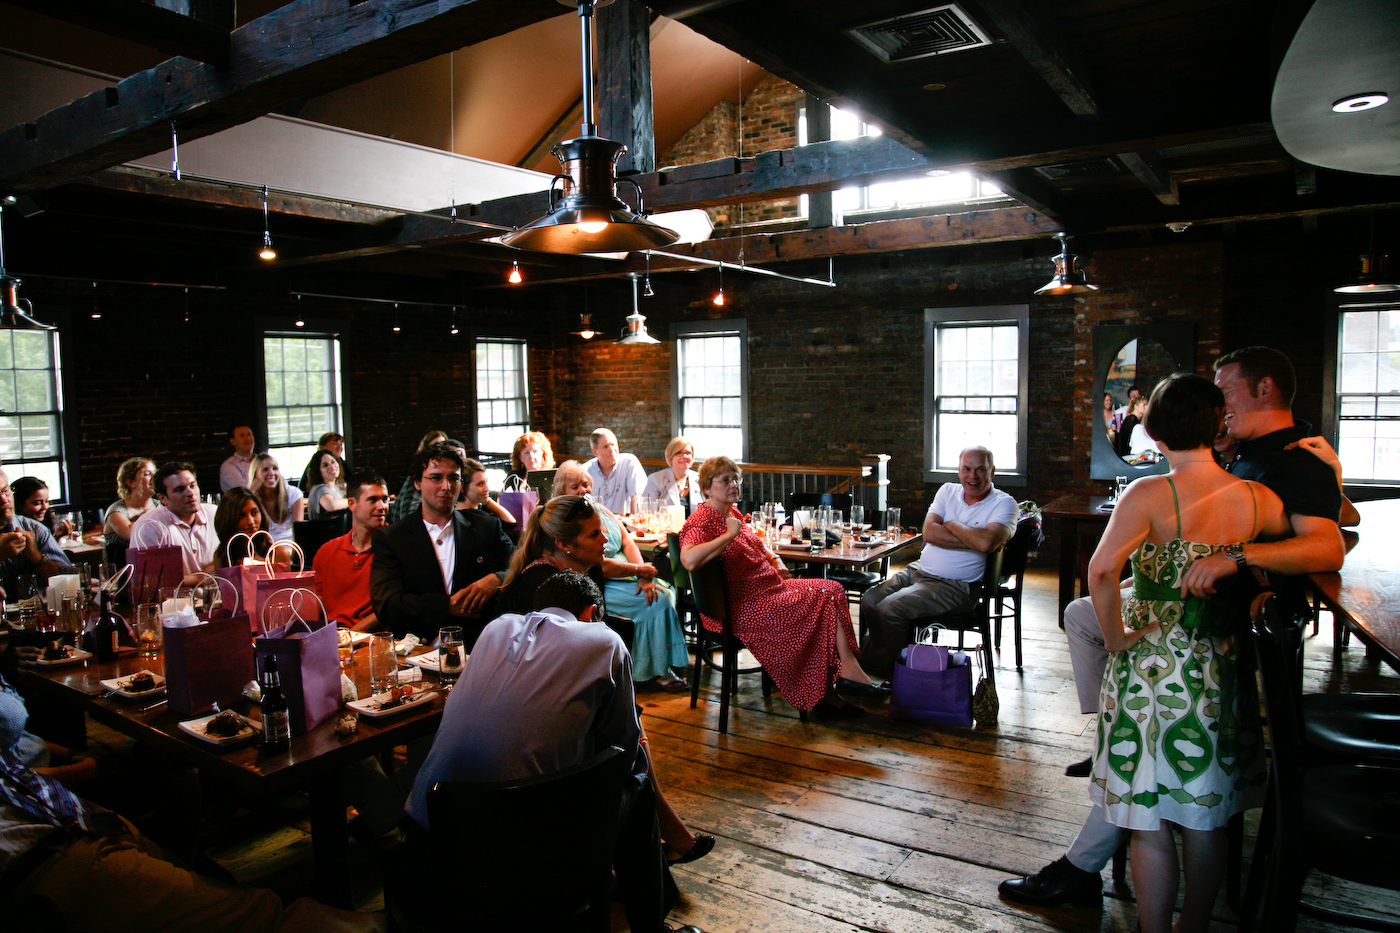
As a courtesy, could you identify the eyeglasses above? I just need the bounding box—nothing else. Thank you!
[422,473,462,485]
[716,476,742,486]
[563,495,596,522]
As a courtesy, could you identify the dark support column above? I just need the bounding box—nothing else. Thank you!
[805,92,834,228]
[597,0,655,175]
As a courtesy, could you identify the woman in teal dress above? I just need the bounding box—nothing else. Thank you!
[1087,374,1289,933]
[552,462,690,691]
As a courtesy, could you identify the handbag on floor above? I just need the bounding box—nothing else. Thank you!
[888,640,973,727]
[972,646,999,726]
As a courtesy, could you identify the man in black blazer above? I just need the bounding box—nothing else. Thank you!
[370,443,513,647]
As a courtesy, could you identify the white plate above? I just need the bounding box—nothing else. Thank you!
[402,650,466,673]
[34,646,93,667]
[347,688,437,719]
[1097,501,1116,512]
[344,630,373,647]
[179,712,262,745]
[853,539,884,548]
[100,670,167,698]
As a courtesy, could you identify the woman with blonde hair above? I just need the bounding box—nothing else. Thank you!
[247,452,305,542]
[642,436,701,516]
[103,457,159,562]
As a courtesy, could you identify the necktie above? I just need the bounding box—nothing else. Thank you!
[0,744,107,832]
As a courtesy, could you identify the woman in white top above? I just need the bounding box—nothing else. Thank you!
[642,436,702,516]
[248,453,305,541]
[301,449,348,519]
[103,457,159,555]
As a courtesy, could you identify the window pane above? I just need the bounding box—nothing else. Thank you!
[677,331,743,458]
[475,340,529,451]
[1336,305,1400,480]
[932,318,1022,477]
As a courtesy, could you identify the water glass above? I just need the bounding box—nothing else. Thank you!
[850,505,865,532]
[1114,475,1129,500]
[885,507,902,539]
[368,631,397,696]
[438,625,465,689]
[808,507,827,553]
[135,603,161,658]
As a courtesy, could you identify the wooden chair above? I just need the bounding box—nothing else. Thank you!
[291,509,352,566]
[908,546,1003,685]
[666,532,700,645]
[687,553,805,733]
[990,518,1042,672]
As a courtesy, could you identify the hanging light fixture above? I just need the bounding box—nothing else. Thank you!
[1336,213,1399,293]
[1034,232,1099,295]
[258,185,277,261]
[0,197,54,330]
[573,313,596,340]
[500,0,678,255]
[507,260,523,284]
[450,307,460,335]
[617,274,660,344]
[643,251,655,297]
[392,303,401,333]
[712,262,726,306]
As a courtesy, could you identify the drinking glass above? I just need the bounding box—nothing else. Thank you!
[850,505,866,533]
[808,507,827,554]
[368,631,397,696]
[337,628,356,668]
[1114,475,1129,501]
[438,625,465,690]
[885,507,902,540]
[135,603,161,658]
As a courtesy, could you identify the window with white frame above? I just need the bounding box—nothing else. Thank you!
[262,330,344,476]
[0,328,67,499]
[798,105,1007,222]
[924,305,1029,482]
[476,338,529,454]
[1336,302,1400,481]
[674,320,747,460]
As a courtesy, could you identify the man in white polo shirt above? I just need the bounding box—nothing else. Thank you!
[858,446,1017,675]
[129,462,219,581]
[583,427,646,515]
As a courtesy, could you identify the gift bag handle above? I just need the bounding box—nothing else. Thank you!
[266,539,305,571]
[502,474,526,491]
[176,571,240,616]
[259,586,327,635]
[225,529,275,567]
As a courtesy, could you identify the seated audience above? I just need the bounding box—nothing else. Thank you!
[679,456,880,718]
[130,463,218,579]
[219,423,256,493]
[458,455,516,525]
[643,436,702,516]
[0,469,75,596]
[102,457,159,561]
[507,430,554,483]
[319,431,346,461]
[248,452,305,542]
[1115,395,1149,459]
[212,486,275,568]
[314,471,389,631]
[389,428,449,523]
[405,571,705,933]
[553,462,689,691]
[858,446,1016,675]
[370,443,513,645]
[12,477,74,539]
[301,449,349,519]
[584,427,646,515]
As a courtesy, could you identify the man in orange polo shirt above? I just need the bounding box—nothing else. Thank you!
[314,471,390,631]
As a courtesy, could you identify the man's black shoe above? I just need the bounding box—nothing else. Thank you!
[1065,756,1093,777]
[997,856,1102,908]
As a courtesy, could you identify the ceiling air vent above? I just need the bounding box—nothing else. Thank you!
[846,4,992,63]
[1034,158,1123,180]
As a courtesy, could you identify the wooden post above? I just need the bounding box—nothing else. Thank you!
[597,0,655,176]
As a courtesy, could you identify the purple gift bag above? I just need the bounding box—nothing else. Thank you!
[888,644,973,727]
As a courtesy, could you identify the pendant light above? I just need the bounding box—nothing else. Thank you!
[616,274,659,344]
[0,197,54,330]
[573,313,596,339]
[1035,232,1099,295]
[507,260,523,284]
[500,0,678,254]
[258,185,277,261]
[1335,213,1399,293]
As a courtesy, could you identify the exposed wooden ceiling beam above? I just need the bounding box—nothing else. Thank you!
[82,168,399,224]
[1116,151,1179,206]
[4,0,233,66]
[973,0,1099,118]
[0,0,565,195]
[597,0,655,175]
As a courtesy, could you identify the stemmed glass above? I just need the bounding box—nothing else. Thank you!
[851,504,867,534]
[438,625,464,691]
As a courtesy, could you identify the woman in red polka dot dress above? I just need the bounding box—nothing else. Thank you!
[680,455,886,717]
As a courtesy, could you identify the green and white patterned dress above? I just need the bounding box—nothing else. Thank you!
[1090,479,1265,831]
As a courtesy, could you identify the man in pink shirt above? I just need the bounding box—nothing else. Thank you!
[314,471,390,631]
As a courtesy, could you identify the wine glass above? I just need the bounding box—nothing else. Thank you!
[438,626,464,691]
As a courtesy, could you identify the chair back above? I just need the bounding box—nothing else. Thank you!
[999,518,1040,581]
[292,510,352,566]
[973,546,1005,599]
[689,554,732,625]
[425,746,631,924]
[667,532,691,592]
[785,491,854,518]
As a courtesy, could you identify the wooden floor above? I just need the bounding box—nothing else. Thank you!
[147,565,1399,932]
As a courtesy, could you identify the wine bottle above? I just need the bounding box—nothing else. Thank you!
[94,590,121,662]
[260,655,292,751]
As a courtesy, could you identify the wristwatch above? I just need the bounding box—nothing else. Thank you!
[1223,543,1247,571]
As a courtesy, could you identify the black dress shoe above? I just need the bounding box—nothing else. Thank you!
[813,698,867,718]
[668,834,715,865]
[1065,756,1093,777]
[834,677,892,697]
[998,856,1102,908]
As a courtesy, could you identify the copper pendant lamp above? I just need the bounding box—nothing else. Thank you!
[1034,232,1099,296]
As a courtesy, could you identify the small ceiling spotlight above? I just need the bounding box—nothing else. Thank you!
[450,306,460,335]
[713,263,726,306]
[258,185,277,261]
[1034,232,1100,295]
[1332,93,1389,113]
[643,251,655,297]
[90,281,100,319]
[392,303,401,333]
[507,260,523,284]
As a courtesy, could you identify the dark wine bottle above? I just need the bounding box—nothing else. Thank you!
[260,655,292,751]
[94,590,121,662]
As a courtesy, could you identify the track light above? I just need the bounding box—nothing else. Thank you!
[258,185,277,260]
[392,303,401,333]
[507,260,523,284]
[450,307,460,335]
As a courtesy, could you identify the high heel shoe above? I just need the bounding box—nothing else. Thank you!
[667,834,715,865]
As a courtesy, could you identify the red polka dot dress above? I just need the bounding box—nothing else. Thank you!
[680,503,859,711]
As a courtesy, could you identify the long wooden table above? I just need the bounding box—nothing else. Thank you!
[1041,493,1114,626]
[1309,498,1400,673]
[16,642,445,908]
[775,530,923,576]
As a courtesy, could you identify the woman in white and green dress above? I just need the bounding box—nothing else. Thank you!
[1086,373,1289,933]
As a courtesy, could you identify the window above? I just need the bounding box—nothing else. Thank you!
[475,338,529,454]
[0,328,67,498]
[673,320,748,460]
[1335,301,1400,482]
[261,327,345,476]
[924,305,1029,484]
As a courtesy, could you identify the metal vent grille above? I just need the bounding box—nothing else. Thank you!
[846,4,992,63]
[1034,158,1123,180]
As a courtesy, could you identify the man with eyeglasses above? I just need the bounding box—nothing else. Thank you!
[370,443,513,646]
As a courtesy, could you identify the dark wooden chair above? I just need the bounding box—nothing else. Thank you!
[292,509,352,567]
[990,518,1042,672]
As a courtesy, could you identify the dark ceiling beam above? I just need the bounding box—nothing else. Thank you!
[82,169,399,224]
[597,0,655,175]
[973,167,1090,228]
[1116,150,1179,206]
[0,0,565,195]
[4,0,233,66]
[973,0,1099,118]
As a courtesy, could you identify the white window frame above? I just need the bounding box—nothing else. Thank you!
[258,319,347,480]
[923,305,1029,486]
[0,324,72,502]
[474,337,530,455]
[1330,295,1400,485]
[672,319,748,461]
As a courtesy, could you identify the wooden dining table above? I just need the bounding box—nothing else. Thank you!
[1309,497,1400,673]
[775,529,923,576]
[15,639,446,908]
[1040,493,1114,626]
